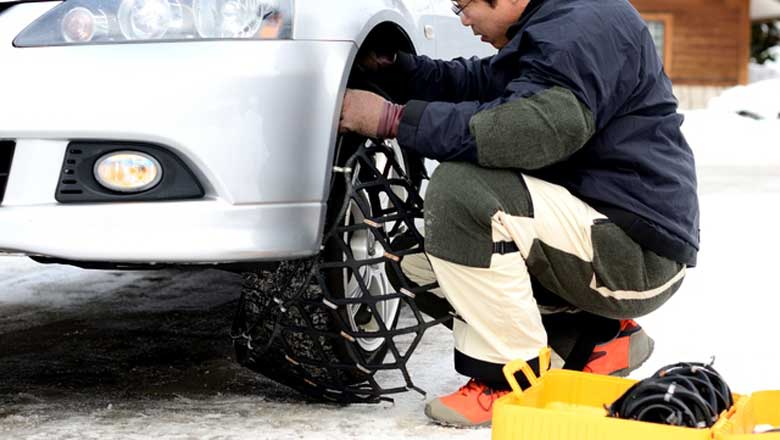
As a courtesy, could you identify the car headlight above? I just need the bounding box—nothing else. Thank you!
[14,0,293,46]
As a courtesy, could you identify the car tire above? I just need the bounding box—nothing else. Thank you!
[232,134,431,403]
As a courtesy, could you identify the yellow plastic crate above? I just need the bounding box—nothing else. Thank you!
[713,391,780,439]
[492,348,717,440]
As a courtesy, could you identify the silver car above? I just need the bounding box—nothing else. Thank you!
[0,0,492,401]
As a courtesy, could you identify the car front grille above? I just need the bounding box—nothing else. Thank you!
[0,141,15,204]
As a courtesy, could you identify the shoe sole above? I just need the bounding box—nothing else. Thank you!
[423,403,492,429]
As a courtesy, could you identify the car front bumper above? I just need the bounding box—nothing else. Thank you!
[0,2,355,263]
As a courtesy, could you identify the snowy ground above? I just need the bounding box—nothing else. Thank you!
[630,108,780,393]
[0,264,476,440]
[1,101,780,438]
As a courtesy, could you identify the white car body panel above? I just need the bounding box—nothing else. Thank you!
[0,0,494,263]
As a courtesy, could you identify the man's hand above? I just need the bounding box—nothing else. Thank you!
[339,89,387,138]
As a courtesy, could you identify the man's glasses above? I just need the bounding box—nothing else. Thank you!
[451,0,473,16]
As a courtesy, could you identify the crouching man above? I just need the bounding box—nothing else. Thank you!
[339,0,698,427]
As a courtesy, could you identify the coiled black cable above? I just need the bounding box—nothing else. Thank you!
[607,360,733,428]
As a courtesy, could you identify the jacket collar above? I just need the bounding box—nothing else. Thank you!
[505,0,545,40]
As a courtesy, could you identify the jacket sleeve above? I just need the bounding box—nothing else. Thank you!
[389,52,496,103]
[396,48,597,169]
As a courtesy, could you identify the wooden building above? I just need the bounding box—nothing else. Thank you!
[629,0,752,109]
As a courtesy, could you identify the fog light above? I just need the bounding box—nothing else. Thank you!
[94,151,162,193]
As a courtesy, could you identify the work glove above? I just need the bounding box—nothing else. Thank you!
[357,49,398,73]
[339,89,404,139]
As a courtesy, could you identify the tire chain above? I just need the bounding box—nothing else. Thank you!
[233,140,450,403]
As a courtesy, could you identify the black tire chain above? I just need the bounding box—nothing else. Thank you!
[232,140,450,403]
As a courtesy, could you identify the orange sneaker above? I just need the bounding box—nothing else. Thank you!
[424,379,509,427]
[583,319,654,377]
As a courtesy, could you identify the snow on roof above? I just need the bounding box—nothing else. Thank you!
[752,0,780,21]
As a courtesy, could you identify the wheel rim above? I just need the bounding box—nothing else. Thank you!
[343,140,407,352]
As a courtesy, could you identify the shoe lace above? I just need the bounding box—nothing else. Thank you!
[457,379,507,412]
[456,379,485,396]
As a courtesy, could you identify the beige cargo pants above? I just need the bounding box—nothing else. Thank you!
[406,162,686,385]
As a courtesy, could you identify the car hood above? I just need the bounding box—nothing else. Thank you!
[0,0,58,16]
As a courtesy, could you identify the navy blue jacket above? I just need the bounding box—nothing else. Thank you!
[394,0,699,266]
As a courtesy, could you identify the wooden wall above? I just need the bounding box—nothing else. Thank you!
[629,0,751,86]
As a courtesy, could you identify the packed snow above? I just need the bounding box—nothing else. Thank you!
[1,81,780,438]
